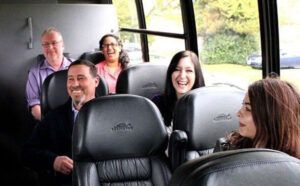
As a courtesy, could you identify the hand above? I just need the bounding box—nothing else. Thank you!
[53,156,73,175]
[31,105,41,121]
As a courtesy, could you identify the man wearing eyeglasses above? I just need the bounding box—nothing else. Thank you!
[26,27,72,121]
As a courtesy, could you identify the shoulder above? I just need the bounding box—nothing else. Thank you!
[28,58,45,73]
[151,94,167,109]
[96,60,106,67]
[64,56,74,63]
[62,57,73,68]
[151,94,165,103]
[43,101,71,122]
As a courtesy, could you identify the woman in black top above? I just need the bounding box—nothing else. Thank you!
[152,50,205,127]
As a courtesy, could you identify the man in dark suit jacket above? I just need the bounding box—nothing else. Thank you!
[22,59,99,186]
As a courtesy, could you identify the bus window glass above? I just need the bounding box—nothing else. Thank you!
[193,0,261,90]
[143,0,183,33]
[278,0,300,91]
[148,35,185,63]
[121,32,143,65]
[113,1,143,65]
[113,0,139,29]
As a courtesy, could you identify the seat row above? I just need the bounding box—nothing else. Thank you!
[72,93,300,186]
[41,58,300,185]
[41,61,167,118]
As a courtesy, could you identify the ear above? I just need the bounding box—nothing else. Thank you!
[94,75,100,87]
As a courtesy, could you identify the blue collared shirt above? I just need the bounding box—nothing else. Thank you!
[72,102,79,124]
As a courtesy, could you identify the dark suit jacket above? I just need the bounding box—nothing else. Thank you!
[151,94,173,127]
[22,99,74,185]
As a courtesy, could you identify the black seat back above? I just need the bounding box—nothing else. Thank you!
[116,63,168,99]
[169,85,244,170]
[72,94,171,185]
[79,51,105,65]
[170,148,300,186]
[41,69,108,118]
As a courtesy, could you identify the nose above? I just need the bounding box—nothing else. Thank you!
[72,79,79,87]
[47,44,55,49]
[179,70,186,78]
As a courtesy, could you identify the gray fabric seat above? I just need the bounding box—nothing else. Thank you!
[170,148,300,186]
[72,94,171,186]
[169,85,245,171]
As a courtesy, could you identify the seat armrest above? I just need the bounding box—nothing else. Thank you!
[169,130,188,171]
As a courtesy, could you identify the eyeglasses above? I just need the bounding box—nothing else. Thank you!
[101,43,118,49]
[42,40,62,48]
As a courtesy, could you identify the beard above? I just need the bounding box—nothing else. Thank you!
[72,95,86,110]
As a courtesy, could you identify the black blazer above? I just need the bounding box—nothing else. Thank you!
[22,99,74,185]
[151,94,173,127]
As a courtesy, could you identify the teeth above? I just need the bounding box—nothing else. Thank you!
[178,81,187,85]
[72,90,81,94]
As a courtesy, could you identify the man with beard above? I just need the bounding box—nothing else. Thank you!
[22,60,99,186]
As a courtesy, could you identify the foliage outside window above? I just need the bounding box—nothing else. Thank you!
[194,0,260,65]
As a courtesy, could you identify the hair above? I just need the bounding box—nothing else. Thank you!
[163,50,205,121]
[228,76,300,158]
[68,59,98,78]
[41,27,63,40]
[99,33,129,69]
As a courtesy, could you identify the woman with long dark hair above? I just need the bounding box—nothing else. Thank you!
[152,50,205,127]
[222,76,300,158]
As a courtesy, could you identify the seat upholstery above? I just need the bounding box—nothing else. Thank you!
[116,63,168,99]
[41,69,108,119]
[72,94,171,186]
[79,51,105,65]
[170,148,300,186]
[169,85,244,171]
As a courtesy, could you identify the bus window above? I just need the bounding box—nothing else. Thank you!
[113,1,143,64]
[121,33,143,64]
[278,0,300,91]
[113,0,139,29]
[193,0,261,90]
[143,0,183,33]
[148,35,185,63]
[114,0,185,64]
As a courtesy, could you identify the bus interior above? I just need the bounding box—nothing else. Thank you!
[0,0,300,185]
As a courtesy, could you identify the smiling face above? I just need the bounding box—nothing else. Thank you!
[101,36,121,63]
[171,57,196,98]
[67,64,99,110]
[41,31,64,65]
[237,94,257,139]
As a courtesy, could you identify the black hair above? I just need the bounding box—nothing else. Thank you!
[99,34,129,69]
[165,50,205,105]
[68,59,98,77]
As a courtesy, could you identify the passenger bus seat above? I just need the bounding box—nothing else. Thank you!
[72,95,171,185]
[116,63,168,99]
[169,85,244,171]
[79,51,105,65]
[170,148,300,186]
[41,69,108,119]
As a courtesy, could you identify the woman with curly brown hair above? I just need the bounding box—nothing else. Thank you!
[96,34,129,94]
